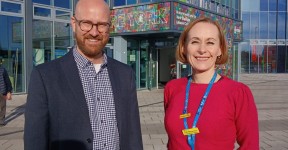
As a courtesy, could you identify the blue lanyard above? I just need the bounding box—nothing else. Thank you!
[183,71,217,150]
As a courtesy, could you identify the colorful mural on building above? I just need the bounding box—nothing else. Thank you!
[110,2,242,78]
[110,2,170,33]
[173,2,242,41]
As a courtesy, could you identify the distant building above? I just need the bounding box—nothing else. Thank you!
[0,0,241,93]
[107,0,242,90]
[0,0,74,93]
[240,0,288,74]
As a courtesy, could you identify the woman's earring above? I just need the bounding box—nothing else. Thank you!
[217,55,221,60]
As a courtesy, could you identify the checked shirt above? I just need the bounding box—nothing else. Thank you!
[73,48,120,150]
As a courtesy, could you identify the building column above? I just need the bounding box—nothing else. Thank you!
[25,0,33,92]
[113,36,127,64]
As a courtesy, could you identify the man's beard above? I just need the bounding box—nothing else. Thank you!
[75,32,108,58]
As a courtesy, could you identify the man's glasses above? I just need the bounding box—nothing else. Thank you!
[74,16,110,33]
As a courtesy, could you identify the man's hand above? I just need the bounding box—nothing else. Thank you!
[4,92,12,100]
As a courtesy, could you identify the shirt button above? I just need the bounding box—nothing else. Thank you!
[86,138,92,143]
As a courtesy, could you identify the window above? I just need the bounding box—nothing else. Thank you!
[268,12,276,39]
[127,0,137,5]
[250,12,259,39]
[54,0,71,9]
[269,0,276,11]
[239,41,250,73]
[33,0,51,5]
[0,15,24,92]
[259,12,268,39]
[232,0,239,9]
[114,0,125,6]
[33,20,52,65]
[278,0,286,11]
[54,22,71,59]
[241,0,249,11]
[56,10,71,20]
[277,12,286,39]
[260,0,268,11]
[242,12,250,39]
[249,0,259,12]
[140,0,150,3]
[34,7,51,17]
[1,1,21,13]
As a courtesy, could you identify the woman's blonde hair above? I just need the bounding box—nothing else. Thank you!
[176,17,228,65]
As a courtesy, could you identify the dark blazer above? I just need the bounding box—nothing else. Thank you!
[24,49,143,150]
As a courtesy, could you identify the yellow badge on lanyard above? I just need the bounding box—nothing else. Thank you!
[180,113,191,119]
[182,127,200,135]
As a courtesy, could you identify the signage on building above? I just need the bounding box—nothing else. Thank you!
[250,39,287,46]
[259,39,268,45]
[268,39,277,45]
[277,39,285,45]
[111,2,170,33]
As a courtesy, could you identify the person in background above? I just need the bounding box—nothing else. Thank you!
[0,64,12,126]
[24,0,143,150]
[164,17,259,150]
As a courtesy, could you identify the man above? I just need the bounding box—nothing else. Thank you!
[0,65,12,126]
[24,0,143,149]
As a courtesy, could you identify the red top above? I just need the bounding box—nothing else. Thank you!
[164,76,259,150]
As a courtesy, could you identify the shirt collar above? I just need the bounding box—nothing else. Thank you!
[73,46,108,68]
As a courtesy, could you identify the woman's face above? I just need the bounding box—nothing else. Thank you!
[184,22,222,73]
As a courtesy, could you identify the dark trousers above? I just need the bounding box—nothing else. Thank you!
[0,94,6,124]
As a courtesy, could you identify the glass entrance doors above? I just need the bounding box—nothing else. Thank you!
[127,39,158,90]
[140,41,148,89]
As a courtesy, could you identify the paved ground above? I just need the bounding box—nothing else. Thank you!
[0,74,288,150]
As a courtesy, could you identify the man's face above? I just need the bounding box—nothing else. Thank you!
[71,4,110,59]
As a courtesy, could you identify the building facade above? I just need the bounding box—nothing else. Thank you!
[240,0,288,74]
[0,0,241,93]
[107,0,242,89]
[0,0,75,93]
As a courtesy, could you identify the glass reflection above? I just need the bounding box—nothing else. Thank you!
[33,20,52,65]
[0,15,24,93]
[268,12,276,39]
[114,0,125,6]
[259,12,268,39]
[127,39,139,88]
[260,0,268,11]
[140,40,148,88]
[267,46,277,73]
[56,10,71,20]
[32,0,51,5]
[54,22,71,59]
[127,0,136,5]
[54,0,71,9]
[34,7,51,17]
[1,1,21,13]
[277,12,285,39]
[240,42,250,73]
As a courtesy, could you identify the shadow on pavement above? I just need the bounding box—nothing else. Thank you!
[5,104,25,124]
[0,130,23,136]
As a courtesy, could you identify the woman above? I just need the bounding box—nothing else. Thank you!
[164,17,259,150]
